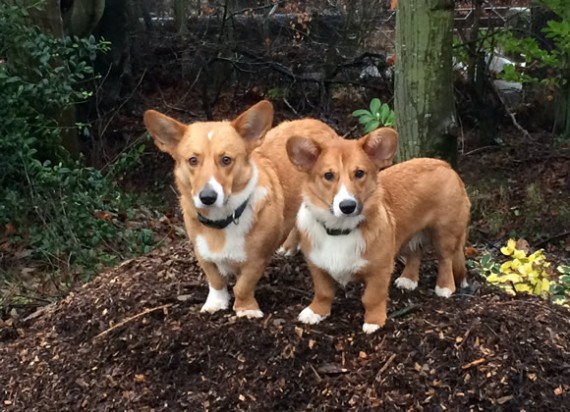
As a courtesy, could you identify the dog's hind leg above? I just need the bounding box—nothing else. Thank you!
[277,227,300,256]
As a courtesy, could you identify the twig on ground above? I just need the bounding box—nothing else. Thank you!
[536,231,570,247]
[377,353,397,377]
[283,98,301,118]
[462,145,502,157]
[388,304,419,319]
[94,304,172,340]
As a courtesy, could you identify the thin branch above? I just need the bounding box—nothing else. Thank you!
[93,304,172,339]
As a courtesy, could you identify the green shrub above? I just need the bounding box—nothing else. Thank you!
[0,4,160,281]
[352,98,396,132]
[468,239,570,307]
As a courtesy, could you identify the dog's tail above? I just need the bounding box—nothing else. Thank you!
[452,231,468,287]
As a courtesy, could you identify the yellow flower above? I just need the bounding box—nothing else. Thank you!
[511,259,522,270]
[501,239,517,256]
[528,250,544,263]
[514,283,532,293]
[487,273,500,284]
[500,261,512,273]
[517,263,534,277]
[513,249,526,259]
[533,278,550,295]
[501,273,523,283]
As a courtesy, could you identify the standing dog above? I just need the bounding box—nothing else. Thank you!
[144,101,336,317]
[287,130,471,333]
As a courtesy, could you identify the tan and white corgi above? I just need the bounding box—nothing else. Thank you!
[287,130,471,333]
[144,101,337,318]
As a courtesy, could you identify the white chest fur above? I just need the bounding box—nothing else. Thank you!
[297,202,368,286]
[194,180,268,276]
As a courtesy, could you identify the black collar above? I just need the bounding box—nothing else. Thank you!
[196,199,249,229]
[321,222,360,236]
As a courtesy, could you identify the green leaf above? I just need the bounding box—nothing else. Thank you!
[352,109,371,117]
[385,112,396,127]
[364,120,380,133]
[369,98,381,115]
[358,114,376,125]
[379,104,390,124]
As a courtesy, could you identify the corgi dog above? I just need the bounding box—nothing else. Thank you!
[287,130,471,333]
[144,101,337,318]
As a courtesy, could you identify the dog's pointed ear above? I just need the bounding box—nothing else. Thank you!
[361,127,399,169]
[287,136,321,172]
[231,100,274,149]
[143,110,187,155]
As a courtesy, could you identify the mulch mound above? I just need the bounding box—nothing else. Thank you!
[1,243,569,411]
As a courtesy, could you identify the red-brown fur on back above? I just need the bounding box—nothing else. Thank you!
[144,102,338,317]
[288,127,471,333]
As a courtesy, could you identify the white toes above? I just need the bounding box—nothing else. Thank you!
[394,277,418,291]
[236,309,264,318]
[362,323,381,334]
[435,286,453,298]
[276,246,298,257]
[200,285,230,313]
[460,279,469,288]
[298,307,327,325]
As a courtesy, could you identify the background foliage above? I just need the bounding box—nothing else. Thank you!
[0,4,159,284]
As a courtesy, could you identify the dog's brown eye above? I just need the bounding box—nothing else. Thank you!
[221,156,232,166]
[323,171,335,181]
[189,156,198,166]
[355,169,365,179]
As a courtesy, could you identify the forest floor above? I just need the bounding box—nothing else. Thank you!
[1,242,570,411]
[2,4,569,405]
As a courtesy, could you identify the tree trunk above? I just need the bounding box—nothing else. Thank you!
[394,0,458,166]
[174,0,188,35]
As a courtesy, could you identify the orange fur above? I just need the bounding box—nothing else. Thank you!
[144,102,337,317]
[288,127,471,333]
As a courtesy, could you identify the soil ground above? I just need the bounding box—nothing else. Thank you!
[2,243,570,411]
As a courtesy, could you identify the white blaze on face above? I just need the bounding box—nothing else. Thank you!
[207,130,214,140]
[193,176,226,208]
[332,184,356,217]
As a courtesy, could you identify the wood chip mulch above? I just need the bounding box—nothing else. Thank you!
[1,242,569,411]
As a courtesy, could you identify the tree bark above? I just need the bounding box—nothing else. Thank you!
[394,0,458,166]
[174,0,188,35]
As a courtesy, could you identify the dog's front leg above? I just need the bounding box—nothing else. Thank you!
[298,263,336,325]
[198,259,230,314]
[361,265,392,334]
[233,259,267,318]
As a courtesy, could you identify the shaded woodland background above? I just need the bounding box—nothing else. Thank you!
[1,0,568,311]
[1,2,570,410]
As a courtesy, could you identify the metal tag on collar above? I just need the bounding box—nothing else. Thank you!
[232,211,240,225]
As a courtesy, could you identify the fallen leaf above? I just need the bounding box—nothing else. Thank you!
[318,364,349,375]
[359,351,367,360]
[496,395,513,404]
[308,339,316,349]
[554,386,564,396]
[238,394,246,401]
[294,326,303,338]
[134,374,145,383]
[464,246,477,257]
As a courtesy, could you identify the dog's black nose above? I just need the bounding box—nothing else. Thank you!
[199,188,218,206]
[339,199,357,215]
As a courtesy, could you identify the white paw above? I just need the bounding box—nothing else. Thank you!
[236,309,264,318]
[276,246,298,257]
[298,307,327,325]
[362,323,381,334]
[200,285,230,313]
[394,277,418,291]
[435,286,453,298]
[460,279,469,288]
